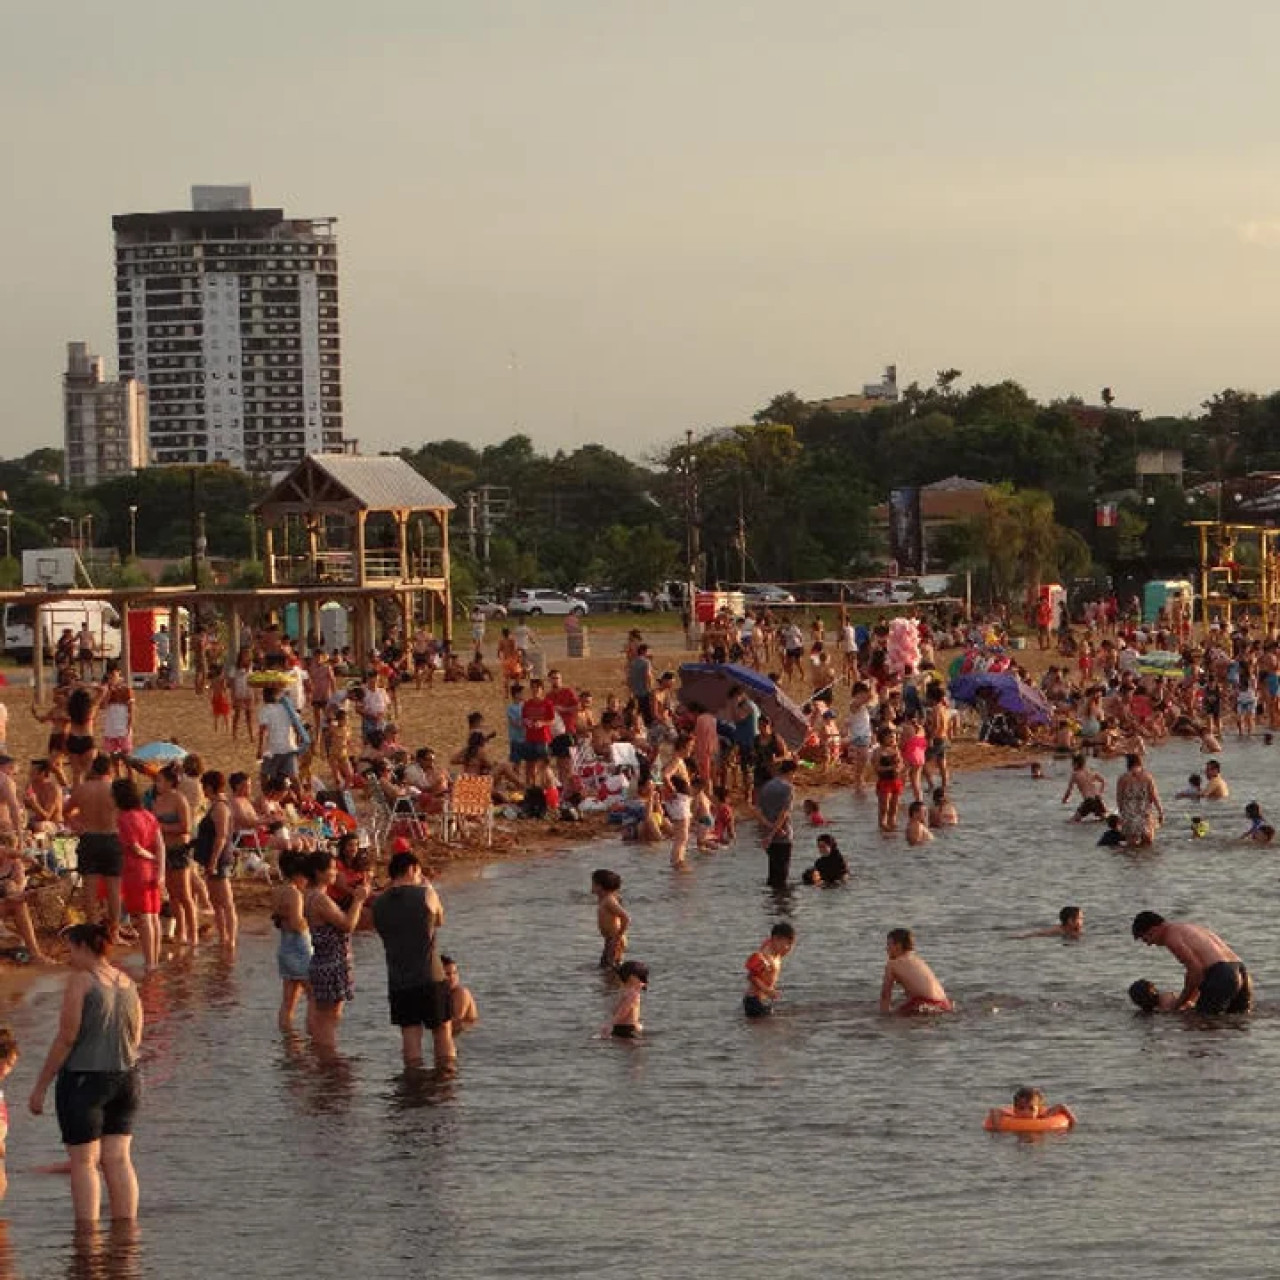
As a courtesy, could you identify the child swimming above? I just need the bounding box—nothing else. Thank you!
[1175,773,1203,800]
[802,797,827,827]
[1097,814,1124,846]
[905,801,933,845]
[928,787,959,828]
[1128,978,1180,1012]
[744,923,796,1018]
[591,869,630,969]
[1014,906,1084,939]
[607,960,648,1038]
[986,1085,1076,1130]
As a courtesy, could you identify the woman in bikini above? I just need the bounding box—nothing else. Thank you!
[875,725,905,833]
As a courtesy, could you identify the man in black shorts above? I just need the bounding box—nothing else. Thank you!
[68,755,123,934]
[372,849,456,1072]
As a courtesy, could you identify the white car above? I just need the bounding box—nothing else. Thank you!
[506,588,589,617]
[743,584,796,608]
[864,585,915,606]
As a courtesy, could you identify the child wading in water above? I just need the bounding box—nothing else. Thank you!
[712,786,737,844]
[875,726,905,832]
[591,869,630,969]
[667,774,692,869]
[905,801,933,845]
[606,961,648,1038]
[743,922,796,1018]
[880,927,952,1014]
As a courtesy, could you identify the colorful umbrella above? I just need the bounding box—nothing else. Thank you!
[129,741,188,766]
[948,672,1054,726]
[677,662,810,748]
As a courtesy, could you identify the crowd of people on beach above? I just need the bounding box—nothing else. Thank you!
[0,594,1271,1221]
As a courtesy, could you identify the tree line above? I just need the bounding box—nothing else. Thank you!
[0,373,1274,600]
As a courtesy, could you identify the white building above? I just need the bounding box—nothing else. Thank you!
[63,342,148,488]
[113,185,344,471]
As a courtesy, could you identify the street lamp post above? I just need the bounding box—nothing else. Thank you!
[128,505,138,561]
[0,490,12,562]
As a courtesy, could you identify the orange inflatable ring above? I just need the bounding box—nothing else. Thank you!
[983,1108,1071,1134]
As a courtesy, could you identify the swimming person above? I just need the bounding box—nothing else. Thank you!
[905,801,933,845]
[1131,911,1252,1014]
[880,928,952,1014]
[1202,759,1229,800]
[27,922,142,1224]
[986,1086,1076,1131]
[1128,979,1180,1012]
[607,961,648,1038]
[591,869,630,969]
[1097,815,1124,846]
[744,923,796,1017]
[1014,906,1084,939]
[928,788,959,828]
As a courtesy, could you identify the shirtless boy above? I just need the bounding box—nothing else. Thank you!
[591,869,630,969]
[1061,754,1107,821]
[744,922,796,1018]
[880,928,952,1014]
[1131,911,1251,1014]
[1202,759,1229,801]
[66,754,122,934]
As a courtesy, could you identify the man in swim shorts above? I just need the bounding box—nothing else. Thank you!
[68,755,122,935]
[1131,911,1251,1014]
[880,928,953,1014]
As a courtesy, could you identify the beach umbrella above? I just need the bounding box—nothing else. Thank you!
[948,671,1054,726]
[129,741,188,767]
[677,662,810,748]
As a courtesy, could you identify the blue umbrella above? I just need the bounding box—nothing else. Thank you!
[677,662,810,748]
[129,741,188,766]
[948,672,1054,726]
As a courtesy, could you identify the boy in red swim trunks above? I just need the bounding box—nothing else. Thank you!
[880,927,952,1015]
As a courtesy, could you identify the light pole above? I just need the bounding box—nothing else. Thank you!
[0,490,12,562]
[128,505,138,561]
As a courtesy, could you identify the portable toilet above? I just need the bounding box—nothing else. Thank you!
[283,602,301,645]
[128,609,159,674]
[1143,579,1194,625]
[318,602,349,653]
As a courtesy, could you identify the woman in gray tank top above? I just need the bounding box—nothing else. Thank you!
[28,922,143,1224]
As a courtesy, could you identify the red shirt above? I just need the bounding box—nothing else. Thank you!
[548,686,580,735]
[522,697,556,745]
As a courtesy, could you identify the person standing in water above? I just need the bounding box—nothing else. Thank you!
[28,923,142,1224]
[371,850,456,1073]
[1115,753,1164,847]
[880,928,952,1014]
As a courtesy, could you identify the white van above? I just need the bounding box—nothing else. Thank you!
[3,600,122,664]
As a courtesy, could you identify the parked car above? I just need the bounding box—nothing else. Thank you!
[630,590,673,613]
[470,596,508,619]
[506,588,589,617]
[863,584,915,607]
[742,584,796,608]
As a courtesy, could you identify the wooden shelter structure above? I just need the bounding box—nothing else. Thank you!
[0,454,455,702]
[253,453,455,653]
[1189,519,1280,629]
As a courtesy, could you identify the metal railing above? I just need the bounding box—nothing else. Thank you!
[267,547,445,586]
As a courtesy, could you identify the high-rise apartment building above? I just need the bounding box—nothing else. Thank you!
[62,342,148,489]
[113,185,343,471]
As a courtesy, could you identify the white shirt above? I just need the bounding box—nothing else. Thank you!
[102,701,130,739]
[258,702,297,756]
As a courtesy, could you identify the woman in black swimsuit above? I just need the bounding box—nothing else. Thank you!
[65,686,101,785]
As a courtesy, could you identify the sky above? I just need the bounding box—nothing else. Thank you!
[4,1,1280,463]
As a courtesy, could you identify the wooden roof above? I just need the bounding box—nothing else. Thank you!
[254,454,455,517]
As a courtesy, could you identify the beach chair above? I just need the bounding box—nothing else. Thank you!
[390,792,427,842]
[442,775,494,847]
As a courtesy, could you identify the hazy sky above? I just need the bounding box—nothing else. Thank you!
[4,1,1280,463]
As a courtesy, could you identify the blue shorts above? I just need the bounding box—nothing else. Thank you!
[277,930,314,982]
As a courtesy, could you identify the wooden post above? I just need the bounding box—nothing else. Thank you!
[436,509,453,644]
[120,600,132,686]
[263,523,277,586]
[33,603,45,705]
[1197,525,1209,631]
[396,511,410,582]
[366,596,377,657]
[170,602,182,684]
[230,604,242,659]
[354,511,368,586]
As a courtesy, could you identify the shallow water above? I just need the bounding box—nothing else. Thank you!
[2,738,1280,1279]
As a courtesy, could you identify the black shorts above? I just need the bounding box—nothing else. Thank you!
[388,981,449,1030]
[611,1024,639,1039]
[1196,962,1252,1015]
[1075,796,1107,820]
[164,842,193,872]
[743,995,774,1018]
[78,832,123,878]
[56,1068,140,1147]
[523,742,549,761]
[67,734,94,757]
[550,733,574,759]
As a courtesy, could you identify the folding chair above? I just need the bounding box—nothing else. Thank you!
[443,775,494,847]
[390,793,427,842]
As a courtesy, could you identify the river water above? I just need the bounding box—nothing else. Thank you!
[1,737,1279,1279]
